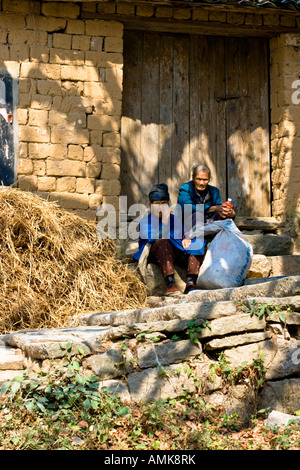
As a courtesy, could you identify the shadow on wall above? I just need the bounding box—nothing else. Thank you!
[120,32,271,219]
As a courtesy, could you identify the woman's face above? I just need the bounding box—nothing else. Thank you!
[193,170,210,192]
[150,200,169,218]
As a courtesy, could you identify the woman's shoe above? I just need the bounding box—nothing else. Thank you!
[184,283,198,294]
[165,285,181,296]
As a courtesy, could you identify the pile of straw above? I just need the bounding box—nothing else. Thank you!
[0,188,147,334]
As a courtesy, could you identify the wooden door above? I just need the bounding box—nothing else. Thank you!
[121,32,271,216]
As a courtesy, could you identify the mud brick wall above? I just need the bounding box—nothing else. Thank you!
[0,0,299,230]
[0,0,123,219]
[270,33,300,252]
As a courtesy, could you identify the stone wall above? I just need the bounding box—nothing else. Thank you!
[2,276,300,423]
[270,33,300,253]
[1,0,123,219]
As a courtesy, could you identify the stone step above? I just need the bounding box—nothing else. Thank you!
[1,276,299,365]
[247,254,300,279]
[123,233,295,258]
[0,340,25,383]
[244,233,294,256]
[235,216,284,232]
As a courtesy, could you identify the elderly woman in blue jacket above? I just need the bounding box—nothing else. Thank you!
[133,183,206,296]
[177,164,235,224]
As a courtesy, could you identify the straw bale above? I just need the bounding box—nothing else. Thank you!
[0,188,146,334]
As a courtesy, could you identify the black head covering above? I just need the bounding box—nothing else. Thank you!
[148,183,170,203]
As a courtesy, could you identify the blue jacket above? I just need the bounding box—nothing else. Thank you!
[177,181,222,221]
[132,213,206,261]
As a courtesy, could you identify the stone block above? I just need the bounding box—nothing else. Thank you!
[101,163,120,180]
[53,33,72,50]
[56,176,76,193]
[246,233,294,255]
[17,158,33,175]
[270,255,300,276]
[37,176,56,192]
[20,125,50,143]
[247,254,272,278]
[259,379,300,415]
[76,177,95,194]
[137,340,201,369]
[46,159,85,177]
[41,2,80,19]
[49,192,89,210]
[0,341,24,371]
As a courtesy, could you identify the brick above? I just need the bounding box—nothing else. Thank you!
[17,158,33,175]
[9,45,29,62]
[89,194,103,210]
[37,177,56,192]
[103,132,121,148]
[41,2,80,19]
[50,48,85,65]
[51,128,89,145]
[85,20,123,38]
[36,80,62,97]
[68,145,84,161]
[49,192,89,210]
[87,115,120,132]
[8,30,47,46]
[116,4,135,16]
[173,9,191,20]
[0,13,25,29]
[18,142,28,159]
[56,176,76,192]
[76,177,95,194]
[155,7,173,19]
[46,160,86,177]
[86,162,101,178]
[29,143,67,160]
[30,46,49,63]
[84,146,102,162]
[2,0,40,14]
[18,175,38,191]
[33,160,46,176]
[61,64,100,81]
[192,10,209,22]
[20,63,61,80]
[90,130,103,146]
[227,12,245,25]
[72,35,90,51]
[28,109,48,127]
[97,3,115,14]
[53,33,72,50]
[245,14,263,26]
[65,19,85,35]
[90,37,104,52]
[280,15,296,28]
[97,179,121,197]
[104,37,123,53]
[208,11,227,23]
[20,125,50,143]
[101,163,120,180]
[26,15,67,33]
[136,6,154,17]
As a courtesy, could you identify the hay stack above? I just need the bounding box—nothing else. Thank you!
[0,188,147,334]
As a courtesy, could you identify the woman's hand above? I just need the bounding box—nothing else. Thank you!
[182,238,191,249]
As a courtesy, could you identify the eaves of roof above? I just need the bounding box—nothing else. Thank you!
[168,0,300,11]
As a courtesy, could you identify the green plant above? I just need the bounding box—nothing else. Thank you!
[185,318,211,346]
[241,300,287,323]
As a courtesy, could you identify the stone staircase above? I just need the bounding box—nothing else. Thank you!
[1,217,299,421]
[1,275,300,418]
